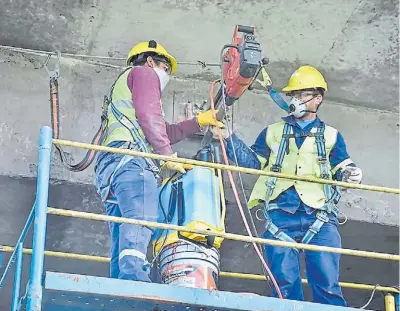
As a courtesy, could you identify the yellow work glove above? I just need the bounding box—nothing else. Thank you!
[161,152,186,174]
[196,110,224,128]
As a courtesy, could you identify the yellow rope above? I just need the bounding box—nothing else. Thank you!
[53,139,400,194]
[1,245,398,294]
[46,207,400,261]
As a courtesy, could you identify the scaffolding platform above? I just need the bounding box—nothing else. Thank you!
[42,271,362,311]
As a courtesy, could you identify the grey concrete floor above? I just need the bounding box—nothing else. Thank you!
[0,175,398,310]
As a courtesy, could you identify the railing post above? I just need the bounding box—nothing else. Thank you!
[26,126,53,311]
[11,243,23,311]
[385,293,395,311]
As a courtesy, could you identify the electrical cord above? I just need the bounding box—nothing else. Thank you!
[209,78,283,298]
[215,45,281,297]
[151,172,178,265]
[359,284,379,309]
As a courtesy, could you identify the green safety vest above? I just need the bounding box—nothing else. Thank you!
[102,67,155,153]
[248,121,342,210]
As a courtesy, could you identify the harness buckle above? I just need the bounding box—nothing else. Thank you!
[271,165,281,173]
[316,211,329,223]
[317,155,327,162]
[320,172,330,179]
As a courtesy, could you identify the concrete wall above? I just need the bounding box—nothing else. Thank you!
[0,50,398,225]
[0,0,398,111]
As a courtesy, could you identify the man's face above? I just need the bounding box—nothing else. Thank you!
[291,90,322,112]
[147,56,171,75]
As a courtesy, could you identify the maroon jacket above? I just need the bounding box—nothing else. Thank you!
[126,66,200,156]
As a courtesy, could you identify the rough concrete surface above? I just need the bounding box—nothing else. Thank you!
[0,0,399,308]
[0,0,398,110]
[0,175,398,310]
[0,51,398,225]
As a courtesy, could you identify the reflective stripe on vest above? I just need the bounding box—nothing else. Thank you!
[248,121,338,209]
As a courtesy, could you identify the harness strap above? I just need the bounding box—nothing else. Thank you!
[98,153,136,204]
[264,123,292,204]
[109,103,160,174]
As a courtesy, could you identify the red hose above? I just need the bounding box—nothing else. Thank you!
[209,79,283,299]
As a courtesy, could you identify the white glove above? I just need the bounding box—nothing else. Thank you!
[342,167,362,184]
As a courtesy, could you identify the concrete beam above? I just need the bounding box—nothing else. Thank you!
[0,0,398,110]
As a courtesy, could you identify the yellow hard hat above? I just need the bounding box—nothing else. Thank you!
[282,65,328,92]
[126,40,178,74]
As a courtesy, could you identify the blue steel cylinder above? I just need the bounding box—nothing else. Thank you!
[198,148,212,162]
[26,126,53,311]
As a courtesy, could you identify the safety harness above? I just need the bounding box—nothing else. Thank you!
[263,123,341,250]
[45,53,160,177]
[96,67,163,204]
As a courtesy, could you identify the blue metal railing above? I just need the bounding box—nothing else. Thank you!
[0,126,53,311]
[26,126,52,310]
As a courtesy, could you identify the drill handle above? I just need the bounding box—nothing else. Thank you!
[237,25,255,34]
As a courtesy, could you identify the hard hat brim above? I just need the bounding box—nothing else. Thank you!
[126,46,178,74]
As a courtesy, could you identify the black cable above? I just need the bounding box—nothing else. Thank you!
[152,172,179,262]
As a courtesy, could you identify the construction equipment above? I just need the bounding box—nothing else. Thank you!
[201,25,268,147]
[150,25,275,291]
[152,146,225,289]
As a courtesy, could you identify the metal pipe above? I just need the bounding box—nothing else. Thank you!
[0,206,34,289]
[52,139,400,194]
[46,207,400,261]
[26,126,53,311]
[11,243,23,311]
[1,245,399,294]
[385,294,395,311]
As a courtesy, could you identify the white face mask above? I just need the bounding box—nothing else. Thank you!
[153,67,170,92]
[289,97,308,118]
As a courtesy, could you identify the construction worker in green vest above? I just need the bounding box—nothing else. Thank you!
[222,66,362,306]
[94,40,223,282]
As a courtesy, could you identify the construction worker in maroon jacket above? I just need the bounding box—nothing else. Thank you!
[94,40,223,281]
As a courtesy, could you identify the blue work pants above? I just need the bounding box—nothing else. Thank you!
[95,153,159,281]
[263,208,347,306]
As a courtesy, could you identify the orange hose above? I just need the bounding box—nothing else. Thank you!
[208,80,283,299]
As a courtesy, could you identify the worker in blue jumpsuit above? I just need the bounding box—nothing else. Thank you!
[94,41,222,282]
[221,66,363,306]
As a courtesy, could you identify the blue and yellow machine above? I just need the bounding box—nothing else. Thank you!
[152,147,226,255]
[151,146,227,290]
